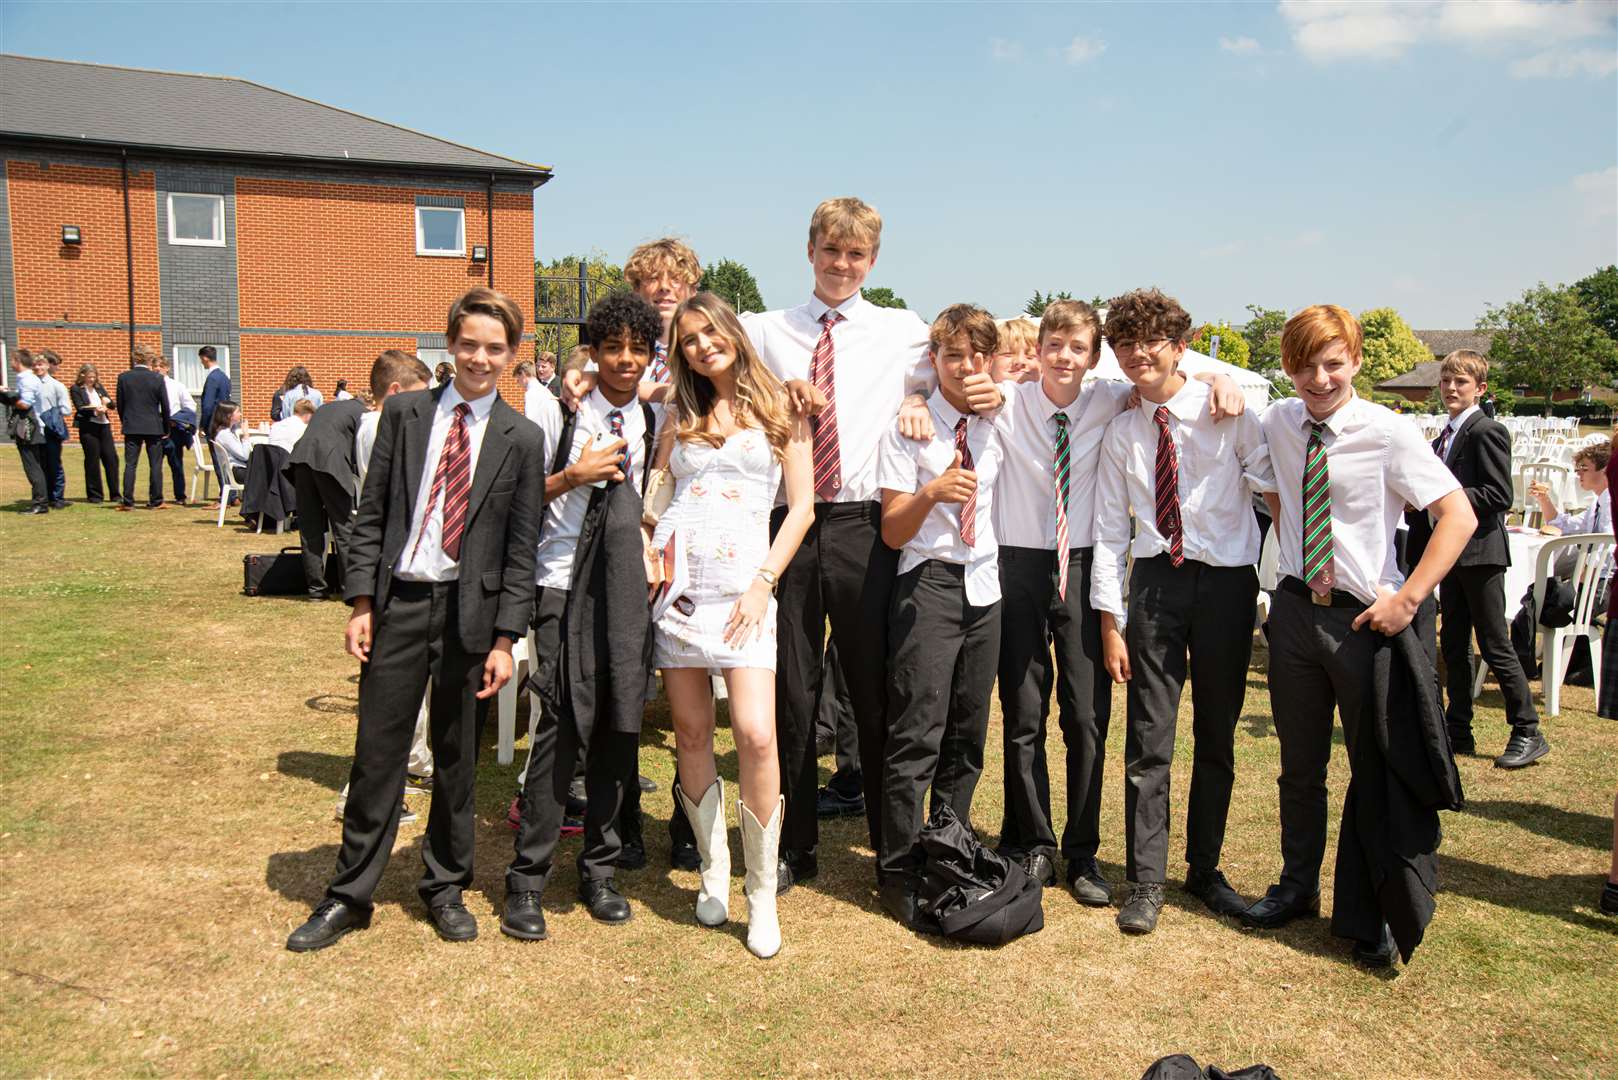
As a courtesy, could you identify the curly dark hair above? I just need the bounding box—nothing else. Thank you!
[1103,288,1192,346]
[585,289,663,356]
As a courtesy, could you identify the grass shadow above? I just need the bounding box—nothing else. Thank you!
[1465,799,1612,850]
[277,750,351,792]
[1440,853,1618,932]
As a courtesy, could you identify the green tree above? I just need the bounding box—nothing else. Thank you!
[860,286,907,310]
[698,259,765,314]
[1024,290,1074,317]
[1242,305,1287,371]
[1572,265,1618,344]
[1479,282,1618,412]
[1188,321,1252,369]
[533,251,626,358]
[1355,307,1430,394]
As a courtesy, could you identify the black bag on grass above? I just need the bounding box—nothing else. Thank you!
[916,804,1044,946]
[243,547,338,596]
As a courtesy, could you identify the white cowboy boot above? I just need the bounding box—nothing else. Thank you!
[674,778,729,926]
[738,795,783,959]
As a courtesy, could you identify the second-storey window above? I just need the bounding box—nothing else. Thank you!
[416,207,465,256]
[168,193,225,246]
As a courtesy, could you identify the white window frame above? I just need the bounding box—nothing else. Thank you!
[173,344,229,396]
[167,193,226,247]
[415,207,465,257]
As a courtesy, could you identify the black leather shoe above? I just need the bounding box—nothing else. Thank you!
[286,898,371,952]
[777,849,818,896]
[1600,880,1618,916]
[1116,881,1165,934]
[579,878,632,923]
[816,784,865,818]
[23,507,48,515]
[1495,732,1550,769]
[1448,727,1476,756]
[1240,884,1321,929]
[1066,857,1111,907]
[637,774,656,793]
[1184,867,1248,917]
[878,881,920,927]
[1021,852,1057,888]
[500,891,548,941]
[670,838,701,872]
[1352,923,1397,968]
[427,901,478,942]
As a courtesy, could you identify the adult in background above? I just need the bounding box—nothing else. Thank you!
[209,402,251,484]
[35,351,72,507]
[334,379,354,401]
[287,393,368,599]
[70,362,120,503]
[279,365,323,418]
[198,347,230,447]
[432,361,456,388]
[116,344,170,510]
[5,348,49,514]
[154,355,198,503]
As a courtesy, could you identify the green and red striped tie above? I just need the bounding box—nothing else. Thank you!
[1302,420,1334,596]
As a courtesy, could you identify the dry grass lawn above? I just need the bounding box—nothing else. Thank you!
[1,447,1615,1078]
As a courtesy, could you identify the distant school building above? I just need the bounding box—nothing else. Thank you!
[0,54,551,430]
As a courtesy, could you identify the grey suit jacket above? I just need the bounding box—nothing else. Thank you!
[287,397,367,485]
[343,384,545,652]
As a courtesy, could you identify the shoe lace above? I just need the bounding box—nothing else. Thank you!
[312,898,342,919]
[1127,882,1163,904]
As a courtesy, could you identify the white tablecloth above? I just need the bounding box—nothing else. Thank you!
[1502,528,1555,621]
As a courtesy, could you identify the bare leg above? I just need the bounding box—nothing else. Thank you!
[724,668,781,818]
[665,668,718,800]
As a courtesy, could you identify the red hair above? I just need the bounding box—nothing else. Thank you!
[1281,305,1362,374]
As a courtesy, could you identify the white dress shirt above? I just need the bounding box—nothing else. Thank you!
[531,388,655,591]
[267,416,309,453]
[1090,378,1276,620]
[991,376,1132,550]
[523,379,554,424]
[40,374,71,418]
[214,425,252,469]
[83,386,111,424]
[1264,394,1459,606]
[745,292,935,504]
[355,410,381,491]
[162,375,196,417]
[876,394,1003,606]
[1550,487,1613,581]
[1436,404,1479,462]
[12,370,42,411]
[396,383,496,582]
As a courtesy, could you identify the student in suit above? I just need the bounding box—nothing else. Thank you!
[1090,289,1275,935]
[288,393,370,599]
[1243,305,1474,969]
[1405,349,1545,768]
[286,287,543,952]
[6,349,49,514]
[198,347,230,446]
[116,344,170,510]
[70,362,120,503]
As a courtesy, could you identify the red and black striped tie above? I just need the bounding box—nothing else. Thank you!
[954,417,976,546]
[1152,406,1183,567]
[433,402,473,560]
[810,310,844,500]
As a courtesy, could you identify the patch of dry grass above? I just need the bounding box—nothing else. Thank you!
[1,448,1614,1078]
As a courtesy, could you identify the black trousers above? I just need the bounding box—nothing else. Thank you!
[122,434,164,506]
[1122,556,1257,884]
[773,500,898,856]
[79,424,120,501]
[292,464,355,597]
[1439,564,1539,738]
[816,639,861,794]
[878,560,1001,882]
[996,546,1111,866]
[14,440,48,510]
[327,579,490,910]
[42,434,65,503]
[509,586,633,892]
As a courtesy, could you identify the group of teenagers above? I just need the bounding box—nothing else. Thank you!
[282,196,1615,970]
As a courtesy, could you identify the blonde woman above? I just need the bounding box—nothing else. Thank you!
[646,292,814,958]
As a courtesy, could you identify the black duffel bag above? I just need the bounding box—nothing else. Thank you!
[243,547,338,596]
[916,804,1044,946]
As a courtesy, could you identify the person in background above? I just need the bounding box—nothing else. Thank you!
[334,379,354,401]
[209,401,251,483]
[535,350,561,396]
[433,361,456,388]
[153,355,198,503]
[514,360,551,425]
[1599,446,1618,917]
[198,347,230,449]
[6,348,49,514]
[989,318,1041,384]
[35,351,72,507]
[116,344,170,510]
[70,362,120,503]
[269,397,316,452]
[287,390,369,600]
[279,365,322,417]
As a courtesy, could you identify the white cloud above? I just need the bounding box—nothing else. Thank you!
[1573,165,1617,220]
[1220,35,1262,55]
[1061,35,1106,65]
[1278,0,1428,62]
[1437,0,1614,44]
[1510,47,1618,78]
[989,37,1023,63]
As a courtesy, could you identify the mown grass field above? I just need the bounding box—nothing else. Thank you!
[1,446,1614,1078]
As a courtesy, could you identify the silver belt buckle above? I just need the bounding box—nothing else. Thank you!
[1311,589,1331,607]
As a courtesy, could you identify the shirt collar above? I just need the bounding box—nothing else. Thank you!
[927,392,970,433]
[585,386,638,423]
[1037,380,1084,423]
[1152,377,1206,425]
[807,292,865,323]
[1301,391,1360,436]
[441,380,495,422]
[1447,404,1479,432]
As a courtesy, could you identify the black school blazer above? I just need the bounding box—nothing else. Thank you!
[1404,410,1510,569]
[342,384,545,652]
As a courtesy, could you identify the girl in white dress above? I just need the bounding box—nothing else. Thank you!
[645,292,814,958]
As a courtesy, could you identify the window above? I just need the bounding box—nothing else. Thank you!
[415,207,465,256]
[167,193,225,246]
[173,344,228,395]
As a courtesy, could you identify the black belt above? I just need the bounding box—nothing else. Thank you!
[1278,575,1364,609]
[999,545,1089,562]
[391,578,451,600]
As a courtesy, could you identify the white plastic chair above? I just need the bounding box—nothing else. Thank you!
[212,444,246,528]
[1520,461,1573,526]
[192,437,216,503]
[1531,534,1614,716]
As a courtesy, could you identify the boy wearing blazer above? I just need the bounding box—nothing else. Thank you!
[287,288,544,952]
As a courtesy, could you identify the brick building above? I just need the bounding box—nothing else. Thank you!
[0,54,550,431]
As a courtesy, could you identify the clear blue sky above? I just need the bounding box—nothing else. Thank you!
[3,0,1614,328]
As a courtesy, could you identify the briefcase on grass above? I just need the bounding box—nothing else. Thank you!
[243,547,338,596]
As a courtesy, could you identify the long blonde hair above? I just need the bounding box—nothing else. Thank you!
[667,292,792,457]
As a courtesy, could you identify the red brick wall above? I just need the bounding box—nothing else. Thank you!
[7,159,160,325]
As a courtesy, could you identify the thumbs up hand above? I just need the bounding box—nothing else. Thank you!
[962,351,1002,415]
[924,450,978,505]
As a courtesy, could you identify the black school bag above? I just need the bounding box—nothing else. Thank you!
[916,805,1044,946]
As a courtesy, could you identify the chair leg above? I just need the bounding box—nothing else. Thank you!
[1471,655,1487,699]
[1591,630,1604,705]
[1543,628,1564,717]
